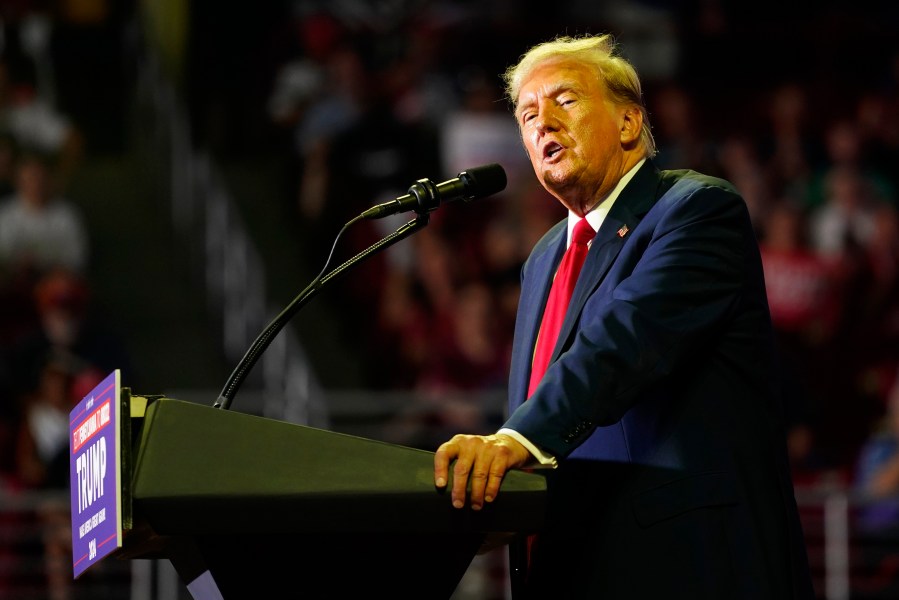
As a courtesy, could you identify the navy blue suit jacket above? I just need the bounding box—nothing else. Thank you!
[504,161,814,598]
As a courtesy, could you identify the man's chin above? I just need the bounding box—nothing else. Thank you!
[540,167,576,194]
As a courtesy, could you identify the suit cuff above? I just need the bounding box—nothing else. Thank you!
[497,428,558,468]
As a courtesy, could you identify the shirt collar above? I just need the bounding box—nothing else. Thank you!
[566,157,646,246]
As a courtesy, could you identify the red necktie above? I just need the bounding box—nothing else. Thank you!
[520,217,595,584]
[527,217,595,397]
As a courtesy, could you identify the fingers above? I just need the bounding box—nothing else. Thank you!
[467,445,510,511]
[484,457,511,506]
[452,451,475,509]
[433,438,455,490]
[434,434,520,511]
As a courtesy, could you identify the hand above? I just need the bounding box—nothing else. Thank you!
[433,433,531,510]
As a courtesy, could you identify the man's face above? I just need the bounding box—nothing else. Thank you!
[515,58,633,215]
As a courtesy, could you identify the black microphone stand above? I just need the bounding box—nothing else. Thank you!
[213,212,430,411]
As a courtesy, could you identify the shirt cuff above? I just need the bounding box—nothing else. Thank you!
[497,428,558,469]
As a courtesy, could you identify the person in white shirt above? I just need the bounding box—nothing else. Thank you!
[0,151,88,276]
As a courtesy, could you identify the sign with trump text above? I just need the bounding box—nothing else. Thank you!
[69,370,122,578]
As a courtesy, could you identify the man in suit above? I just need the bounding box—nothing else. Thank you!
[433,34,815,598]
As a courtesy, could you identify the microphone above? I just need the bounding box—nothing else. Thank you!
[361,163,507,220]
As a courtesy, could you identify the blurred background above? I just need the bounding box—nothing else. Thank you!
[0,0,897,598]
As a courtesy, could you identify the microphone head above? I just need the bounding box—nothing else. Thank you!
[459,164,507,201]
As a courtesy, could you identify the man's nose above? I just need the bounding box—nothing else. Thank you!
[535,107,560,133]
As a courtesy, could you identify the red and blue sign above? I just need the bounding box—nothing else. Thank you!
[69,370,122,578]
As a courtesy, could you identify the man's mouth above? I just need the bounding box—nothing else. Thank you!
[543,142,564,160]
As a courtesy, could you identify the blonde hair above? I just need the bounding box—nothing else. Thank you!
[503,34,657,157]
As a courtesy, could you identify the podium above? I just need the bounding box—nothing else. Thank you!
[113,396,547,598]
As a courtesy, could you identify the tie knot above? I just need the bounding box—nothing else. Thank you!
[571,218,595,246]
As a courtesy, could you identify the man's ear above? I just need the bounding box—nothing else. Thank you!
[619,106,643,146]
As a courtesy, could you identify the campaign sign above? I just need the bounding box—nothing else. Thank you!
[69,370,122,578]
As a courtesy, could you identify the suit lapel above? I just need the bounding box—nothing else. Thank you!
[509,222,566,409]
[510,161,667,406]
[549,161,663,363]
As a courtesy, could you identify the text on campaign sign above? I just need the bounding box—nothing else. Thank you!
[69,370,122,579]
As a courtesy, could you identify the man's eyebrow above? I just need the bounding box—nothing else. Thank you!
[515,98,535,117]
[547,82,580,96]
[516,82,581,116]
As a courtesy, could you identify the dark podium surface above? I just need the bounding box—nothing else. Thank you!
[116,397,547,599]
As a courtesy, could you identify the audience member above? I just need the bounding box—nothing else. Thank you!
[762,82,819,195]
[855,91,899,199]
[15,351,102,490]
[438,68,530,198]
[806,118,895,212]
[649,83,716,172]
[761,200,842,348]
[381,17,458,130]
[0,151,89,466]
[716,133,772,234]
[0,151,89,279]
[415,280,509,395]
[852,372,899,598]
[271,35,367,225]
[856,373,899,523]
[10,293,108,600]
[6,268,130,402]
[0,57,83,190]
[854,203,899,408]
[808,165,881,258]
[372,269,432,389]
[759,200,841,472]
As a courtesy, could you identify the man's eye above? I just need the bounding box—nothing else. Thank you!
[560,97,576,106]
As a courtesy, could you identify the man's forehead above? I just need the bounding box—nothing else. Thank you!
[516,60,597,106]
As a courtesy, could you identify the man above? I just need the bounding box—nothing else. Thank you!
[433,34,814,598]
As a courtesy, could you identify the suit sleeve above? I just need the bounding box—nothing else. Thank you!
[503,182,759,458]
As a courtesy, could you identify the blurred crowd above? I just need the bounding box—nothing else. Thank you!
[0,0,132,491]
[0,2,132,597]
